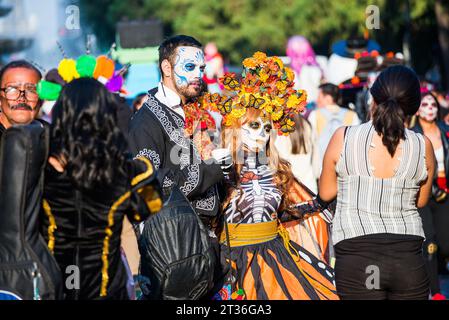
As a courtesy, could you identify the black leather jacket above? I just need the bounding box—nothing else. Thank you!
[0,121,63,300]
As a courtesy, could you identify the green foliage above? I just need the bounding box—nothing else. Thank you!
[79,0,438,67]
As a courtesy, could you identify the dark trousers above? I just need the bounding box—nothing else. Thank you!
[334,234,429,300]
[419,197,449,295]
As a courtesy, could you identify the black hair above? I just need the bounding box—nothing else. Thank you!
[132,92,147,113]
[0,60,42,85]
[50,78,128,190]
[158,35,202,75]
[319,83,341,104]
[370,65,421,156]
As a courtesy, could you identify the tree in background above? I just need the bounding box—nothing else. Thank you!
[435,0,449,89]
[79,0,449,89]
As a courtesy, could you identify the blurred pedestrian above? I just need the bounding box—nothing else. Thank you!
[410,92,449,299]
[203,42,224,94]
[275,113,319,193]
[286,35,323,104]
[319,65,435,299]
[308,83,360,173]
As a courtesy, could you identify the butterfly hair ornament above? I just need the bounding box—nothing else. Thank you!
[36,42,128,101]
[184,51,308,136]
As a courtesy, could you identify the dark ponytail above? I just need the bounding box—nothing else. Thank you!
[370,65,421,157]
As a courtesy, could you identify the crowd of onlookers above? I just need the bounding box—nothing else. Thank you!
[1,33,449,300]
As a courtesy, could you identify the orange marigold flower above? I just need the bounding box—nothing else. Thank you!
[243,58,258,69]
[285,67,295,82]
[253,51,267,62]
[276,80,288,91]
[351,76,361,85]
[259,70,269,83]
[271,56,284,69]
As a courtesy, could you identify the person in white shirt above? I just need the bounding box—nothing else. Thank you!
[275,114,319,193]
[308,83,360,173]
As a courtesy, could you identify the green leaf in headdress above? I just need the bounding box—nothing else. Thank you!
[36,80,62,101]
[76,55,97,78]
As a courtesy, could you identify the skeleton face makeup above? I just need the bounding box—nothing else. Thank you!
[418,95,438,122]
[241,117,272,152]
[172,46,205,99]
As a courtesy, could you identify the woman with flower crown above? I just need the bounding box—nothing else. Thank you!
[188,52,339,300]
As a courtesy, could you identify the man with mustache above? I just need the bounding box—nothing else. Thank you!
[0,60,42,139]
[129,35,227,221]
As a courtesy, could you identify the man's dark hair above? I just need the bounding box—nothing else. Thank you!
[158,35,202,75]
[0,60,42,85]
[319,83,341,104]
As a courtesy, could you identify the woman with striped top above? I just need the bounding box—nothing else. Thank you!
[319,65,436,300]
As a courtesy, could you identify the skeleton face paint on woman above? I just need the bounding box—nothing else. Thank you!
[241,117,272,152]
[418,95,439,122]
[172,46,205,100]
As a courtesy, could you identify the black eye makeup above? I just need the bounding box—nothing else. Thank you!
[249,121,261,130]
[264,124,272,133]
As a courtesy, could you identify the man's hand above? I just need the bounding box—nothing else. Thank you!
[211,148,233,176]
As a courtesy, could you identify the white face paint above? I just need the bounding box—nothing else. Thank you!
[241,117,272,152]
[418,95,438,122]
[172,46,205,98]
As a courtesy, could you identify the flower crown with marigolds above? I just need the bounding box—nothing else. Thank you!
[184,51,307,136]
[36,53,127,101]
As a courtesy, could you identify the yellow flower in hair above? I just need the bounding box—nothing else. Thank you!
[265,103,273,114]
[224,116,235,127]
[287,94,301,109]
[243,58,258,70]
[285,67,295,82]
[272,96,285,107]
[272,56,284,69]
[271,108,284,121]
[253,51,267,62]
[276,80,288,91]
[298,90,307,101]
[230,107,246,119]
[259,70,269,83]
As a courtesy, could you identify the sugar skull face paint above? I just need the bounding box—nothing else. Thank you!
[418,94,439,122]
[241,117,272,152]
[172,46,205,99]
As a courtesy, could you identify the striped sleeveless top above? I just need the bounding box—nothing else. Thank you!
[332,121,428,245]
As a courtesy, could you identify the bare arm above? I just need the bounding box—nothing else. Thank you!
[318,126,346,202]
[417,136,436,208]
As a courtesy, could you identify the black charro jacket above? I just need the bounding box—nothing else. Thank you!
[128,88,224,219]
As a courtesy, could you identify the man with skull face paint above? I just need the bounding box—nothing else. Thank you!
[410,92,449,299]
[128,35,227,224]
